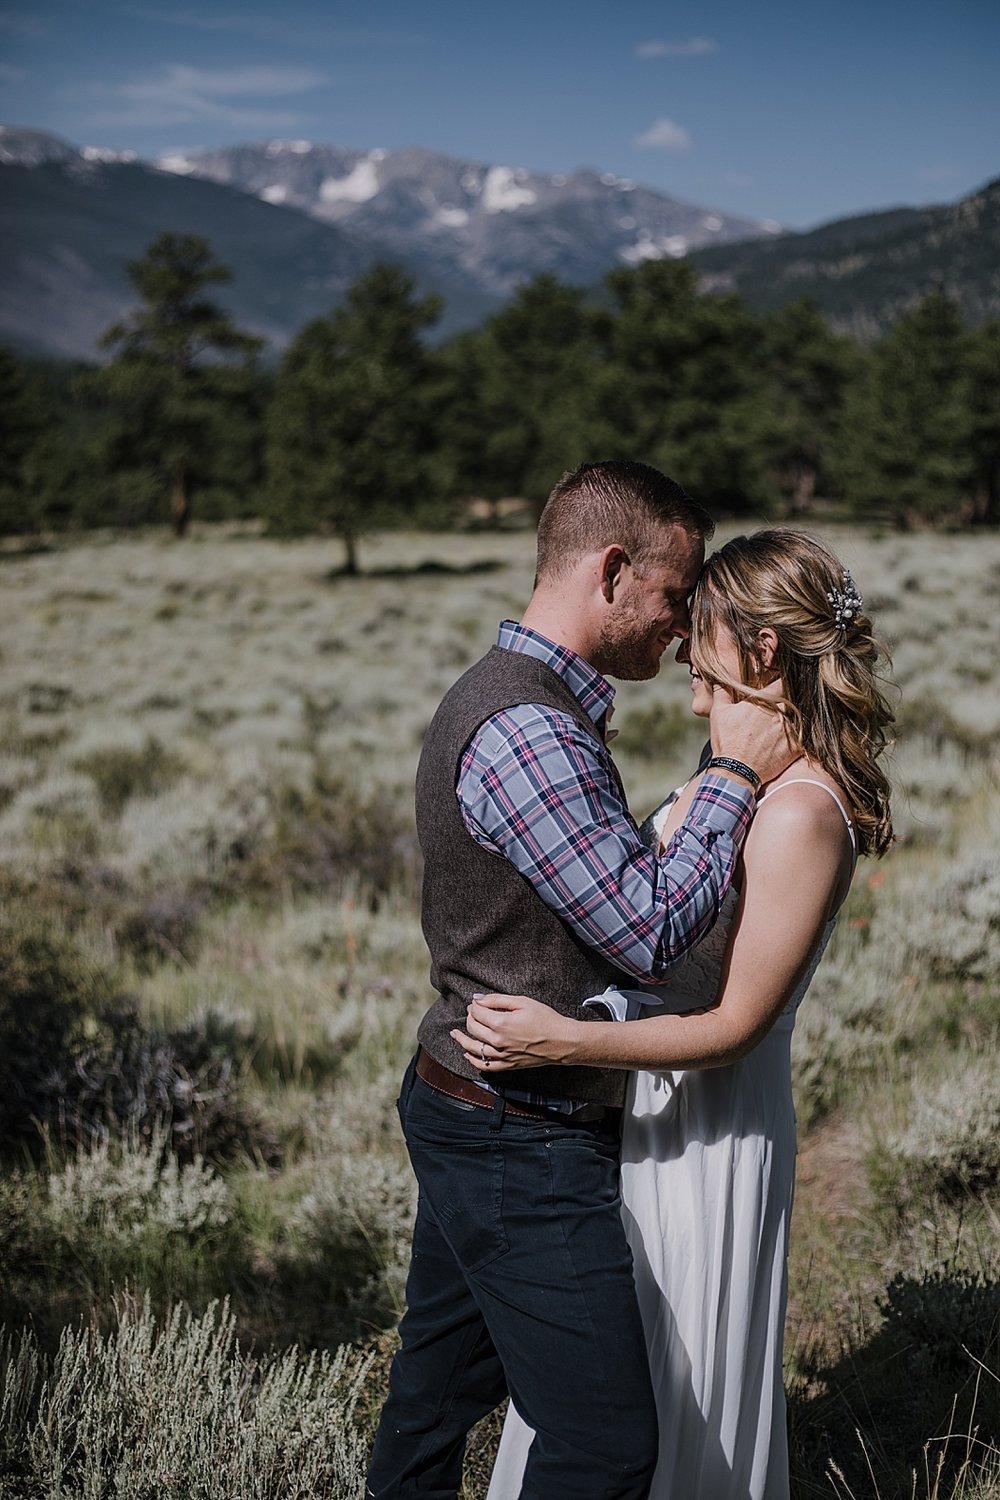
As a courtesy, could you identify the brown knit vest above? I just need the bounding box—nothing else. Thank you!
[415,645,630,1107]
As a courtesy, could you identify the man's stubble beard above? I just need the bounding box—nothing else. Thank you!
[597,607,665,683]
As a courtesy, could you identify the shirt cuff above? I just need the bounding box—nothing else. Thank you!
[582,986,666,1022]
[684,772,755,842]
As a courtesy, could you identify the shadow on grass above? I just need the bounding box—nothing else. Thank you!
[326,559,505,582]
[789,1274,1000,1498]
[0,541,56,561]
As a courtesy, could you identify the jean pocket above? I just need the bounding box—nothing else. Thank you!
[407,1135,509,1272]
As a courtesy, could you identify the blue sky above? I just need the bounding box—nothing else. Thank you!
[1,0,997,228]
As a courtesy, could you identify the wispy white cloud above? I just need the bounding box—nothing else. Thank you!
[636,37,717,58]
[634,118,692,152]
[85,63,326,130]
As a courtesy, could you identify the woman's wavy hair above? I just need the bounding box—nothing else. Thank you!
[691,529,895,856]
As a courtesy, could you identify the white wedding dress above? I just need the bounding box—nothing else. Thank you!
[486,781,856,1500]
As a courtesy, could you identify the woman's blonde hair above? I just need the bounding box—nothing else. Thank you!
[691,529,895,856]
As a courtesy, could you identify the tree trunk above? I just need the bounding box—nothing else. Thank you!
[970,476,992,525]
[170,460,189,538]
[791,464,817,512]
[342,530,359,576]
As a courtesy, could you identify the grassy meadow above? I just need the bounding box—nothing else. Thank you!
[0,520,999,1498]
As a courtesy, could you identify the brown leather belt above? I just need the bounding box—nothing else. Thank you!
[415,1047,614,1123]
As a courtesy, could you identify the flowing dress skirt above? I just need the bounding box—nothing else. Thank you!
[486,1018,796,1500]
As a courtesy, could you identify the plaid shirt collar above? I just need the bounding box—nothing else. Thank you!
[496,620,615,730]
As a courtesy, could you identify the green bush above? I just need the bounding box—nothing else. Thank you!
[74,736,184,816]
[0,921,117,1155]
[878,1267,1000,1376]
[0,918,275,1164]
[51,1001,279,1165]
[254,773,420,903]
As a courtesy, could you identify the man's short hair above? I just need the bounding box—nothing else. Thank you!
[535,461,714,582]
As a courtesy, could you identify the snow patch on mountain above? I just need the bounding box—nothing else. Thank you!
[620,233,689,265]
[436,204,469,227]
[260,183,288,204]
[482,166,537,213]
[319,156,380,204]
[265,140,313,156]
[82,146,137,164]
[158,153,195,175]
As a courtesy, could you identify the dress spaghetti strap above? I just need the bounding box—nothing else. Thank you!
[758,778,857,849]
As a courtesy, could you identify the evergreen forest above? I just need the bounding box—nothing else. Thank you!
[3,231,999,562]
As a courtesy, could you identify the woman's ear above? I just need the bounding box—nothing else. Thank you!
[756,627,780,671]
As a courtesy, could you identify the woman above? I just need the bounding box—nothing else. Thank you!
[453,529,894,1500]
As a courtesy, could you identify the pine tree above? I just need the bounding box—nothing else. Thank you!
[966,319,1000,524]
[839,289,973,526]
[265,264,442,572]
[438,275,605,516]
[0,345,49,534]
[599,260,765,510]
[90,233,263,535]
[753,299,861,512]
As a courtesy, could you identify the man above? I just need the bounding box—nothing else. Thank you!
[366,461,794,1500]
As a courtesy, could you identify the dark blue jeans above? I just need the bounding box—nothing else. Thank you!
[366,1058,658,1500]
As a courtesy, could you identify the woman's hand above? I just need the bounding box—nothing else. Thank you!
[451,993,580,1071]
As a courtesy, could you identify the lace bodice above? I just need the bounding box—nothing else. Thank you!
[638,787,842,1033]
[641,883,834,1032]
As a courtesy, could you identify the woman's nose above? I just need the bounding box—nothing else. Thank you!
[674,638,691,665]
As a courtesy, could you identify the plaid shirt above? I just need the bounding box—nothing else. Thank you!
[456,621,754,1109]
[459,620,754,979]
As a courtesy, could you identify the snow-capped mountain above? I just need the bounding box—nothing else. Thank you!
[1,125,781,359]
[158,139,780,301]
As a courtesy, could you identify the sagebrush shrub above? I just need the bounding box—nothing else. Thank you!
[888,1052,1000,1198]
[0,1132,246,1342]
[284,1155,417,1341]
[115,885,207,970]
[0,917,275,1163]
[45,1127,230,1244]
[0,1297,375,1498]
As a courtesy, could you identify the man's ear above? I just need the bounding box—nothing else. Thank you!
[756,627,779,670]
[598,545,629,602]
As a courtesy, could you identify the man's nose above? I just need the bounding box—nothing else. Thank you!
[672,600,692,638]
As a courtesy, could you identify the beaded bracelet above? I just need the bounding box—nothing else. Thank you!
[704,756,762,794]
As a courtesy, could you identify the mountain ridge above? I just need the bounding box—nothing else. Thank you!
[0,124,781,360]
[690,178,1000,339]
[1,125,996,360]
